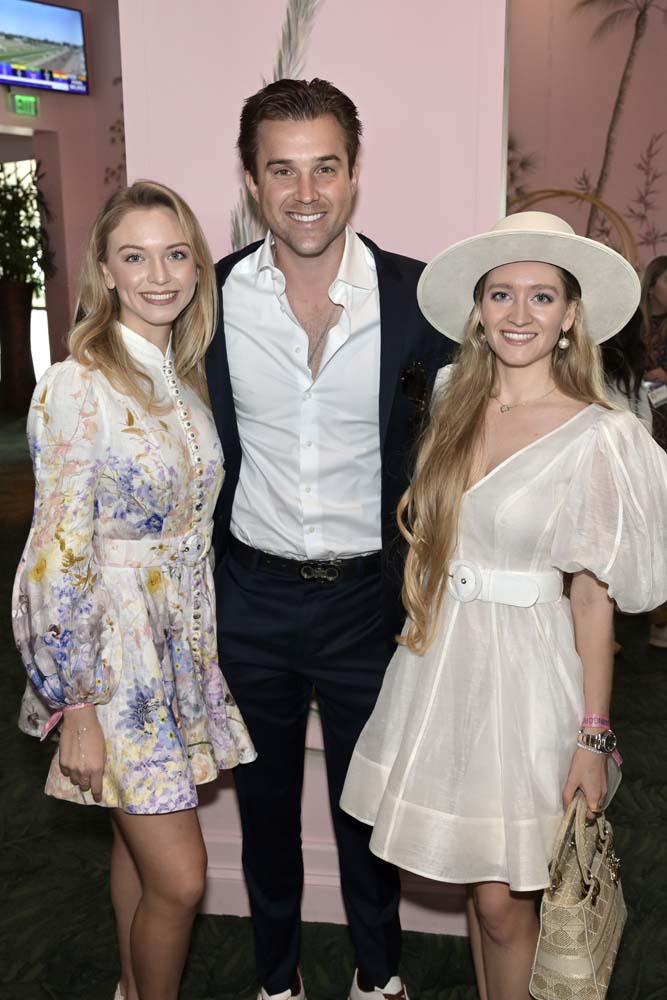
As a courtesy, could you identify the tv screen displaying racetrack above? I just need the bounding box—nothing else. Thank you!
[0,1,88,95]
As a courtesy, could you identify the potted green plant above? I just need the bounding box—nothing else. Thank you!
[0,161,55,413]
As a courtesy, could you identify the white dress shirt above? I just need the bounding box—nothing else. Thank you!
[224,227,382,560]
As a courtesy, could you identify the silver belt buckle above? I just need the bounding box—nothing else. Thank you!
[180,531,207,566]
[299,561,342,583]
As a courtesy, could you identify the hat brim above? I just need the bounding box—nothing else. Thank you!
[417,228,641,344]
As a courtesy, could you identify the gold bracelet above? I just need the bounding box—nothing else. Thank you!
[75,727,88,765]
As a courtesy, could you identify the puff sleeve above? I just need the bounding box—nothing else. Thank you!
[431,363,455,400]
[551,408,667,612]
[12,361,120,718]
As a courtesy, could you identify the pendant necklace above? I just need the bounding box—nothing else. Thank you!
[492,384,557,413]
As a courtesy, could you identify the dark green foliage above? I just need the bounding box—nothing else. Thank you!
[0,163,54,291]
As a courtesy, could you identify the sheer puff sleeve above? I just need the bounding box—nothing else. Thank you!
[552,408,667,612]
[12,361,119,725]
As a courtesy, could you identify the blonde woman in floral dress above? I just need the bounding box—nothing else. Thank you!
[12,181,255,1000]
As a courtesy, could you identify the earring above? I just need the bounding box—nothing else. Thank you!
[558,333,570,350]
[479,327,487,343]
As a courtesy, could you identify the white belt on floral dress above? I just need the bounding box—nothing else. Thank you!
[447,560,563,607]
[92,524,213,568]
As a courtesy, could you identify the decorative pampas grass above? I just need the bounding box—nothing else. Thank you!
[267,0,325,84]
[230,188,264,255]
[230,0,325,251]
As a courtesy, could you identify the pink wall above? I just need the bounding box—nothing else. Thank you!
[0,0,124,361]
[118,0,508,263]
[509,0,667,269]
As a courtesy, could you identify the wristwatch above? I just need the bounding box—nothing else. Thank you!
[577,729,618,755]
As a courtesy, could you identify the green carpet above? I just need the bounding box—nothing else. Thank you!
[1,430,666,999]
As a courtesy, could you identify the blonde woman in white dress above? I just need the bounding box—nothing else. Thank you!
[341,213,667,1000]
[13,181,255,1000]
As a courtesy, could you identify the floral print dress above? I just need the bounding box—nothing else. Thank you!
[12,323,256,813]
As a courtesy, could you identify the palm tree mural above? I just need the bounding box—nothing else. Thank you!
[506,133,537,204]
[573,0,666,237]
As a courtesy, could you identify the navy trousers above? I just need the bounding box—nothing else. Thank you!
[216,550,402,994]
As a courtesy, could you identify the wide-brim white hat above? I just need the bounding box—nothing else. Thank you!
[417,211,640,344]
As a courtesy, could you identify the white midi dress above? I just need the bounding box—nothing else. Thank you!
[341,400,667,890]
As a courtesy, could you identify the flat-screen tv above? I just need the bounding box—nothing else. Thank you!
[0,1,88,95]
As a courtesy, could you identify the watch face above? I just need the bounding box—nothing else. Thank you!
[601,730,617,753]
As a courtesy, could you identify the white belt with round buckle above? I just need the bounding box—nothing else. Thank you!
[93,524,212,568]
[447,560,563,607]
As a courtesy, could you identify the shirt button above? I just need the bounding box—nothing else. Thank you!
[304,392,312,400]
[308,526,315,534]
[304,440,312,448]
[304,486,311,494]
[295,346,301,354]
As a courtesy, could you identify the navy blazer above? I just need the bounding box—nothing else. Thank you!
[205,234,454,630]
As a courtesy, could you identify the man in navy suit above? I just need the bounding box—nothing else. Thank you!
[206,78,452,1000]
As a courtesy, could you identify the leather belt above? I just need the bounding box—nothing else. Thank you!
[228,536,381,583]
[447,559,563,607]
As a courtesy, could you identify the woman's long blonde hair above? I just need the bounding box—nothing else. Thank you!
[68,180,217,409]
[398,267,611,654]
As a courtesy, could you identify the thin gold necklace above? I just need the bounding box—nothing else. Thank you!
[491,384,557,413]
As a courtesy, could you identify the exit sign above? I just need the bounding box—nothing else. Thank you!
[7,93,39,117]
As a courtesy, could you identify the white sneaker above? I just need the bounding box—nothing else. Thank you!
[257,971,306,1000]
[649,623,667,648]
[113,986,125,1000]
[348,970,410,1000]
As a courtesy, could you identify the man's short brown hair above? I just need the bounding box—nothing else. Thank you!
[238,78,362,181]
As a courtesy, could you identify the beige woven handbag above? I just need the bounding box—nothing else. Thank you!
[530,790,626,1000]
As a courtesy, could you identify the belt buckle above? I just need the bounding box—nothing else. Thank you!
[299,561,342,583]
[447,560,482,602]
[180,531,207,566]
